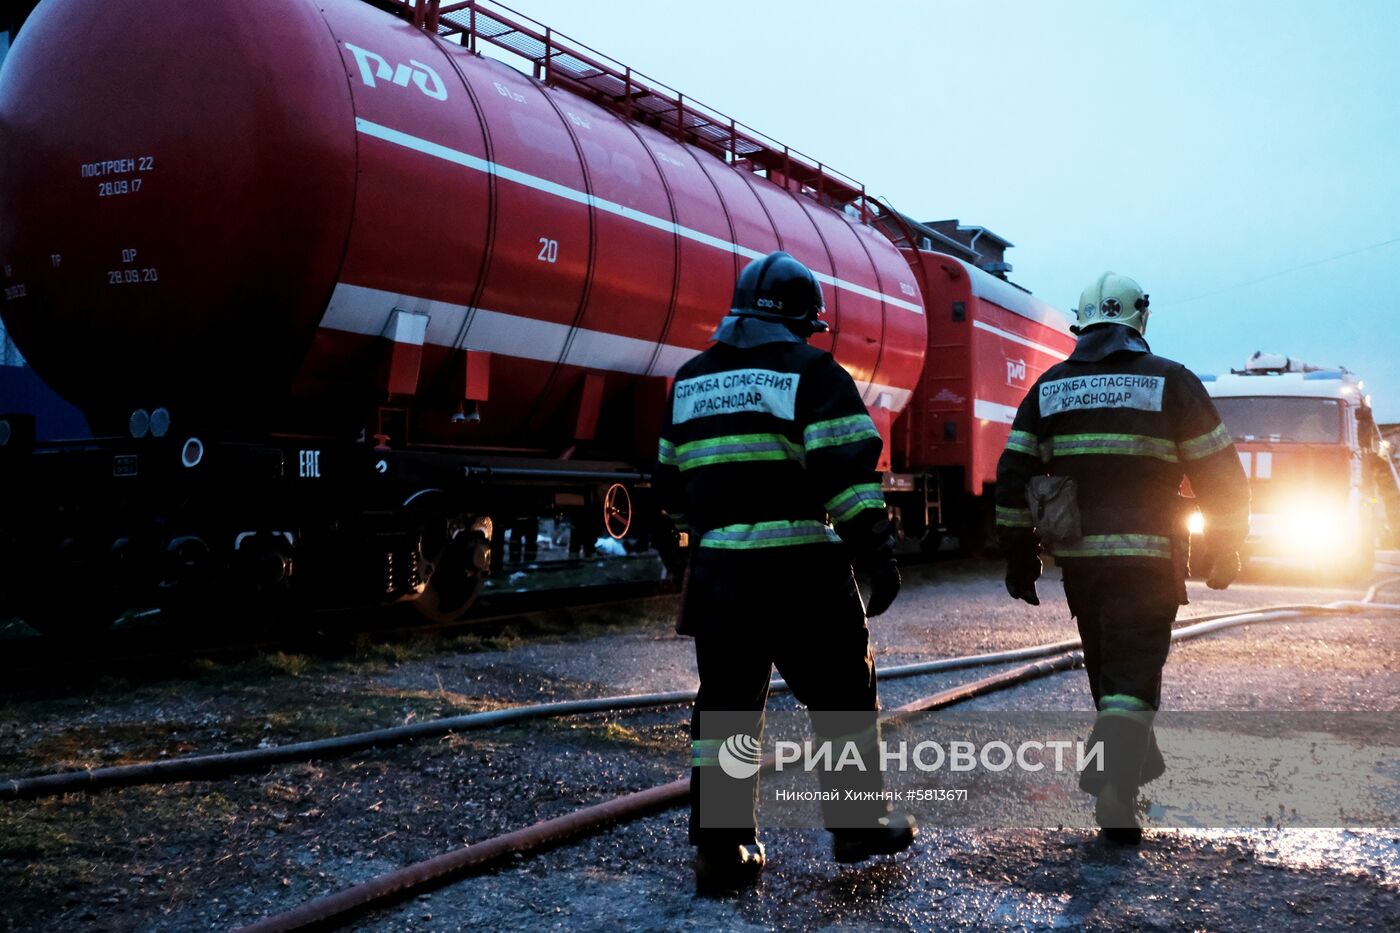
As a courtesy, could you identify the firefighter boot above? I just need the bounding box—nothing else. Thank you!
[1095,782,1143,846]
[694,842,765,896]
[831,812,919,864]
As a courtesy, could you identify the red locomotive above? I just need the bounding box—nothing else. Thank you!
[0,0,1073,629]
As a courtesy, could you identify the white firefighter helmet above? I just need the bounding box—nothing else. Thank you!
[1074,272,1150,335]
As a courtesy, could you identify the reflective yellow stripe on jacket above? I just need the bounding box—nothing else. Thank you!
[700,520,841,550]
[803,414,880,451]
[995,505,1034,528]
[1053,534,1173,560]
[1178,423,1233,460]
[824,483,885,524]
[1044,433,1179,463]
[662,433,804,472]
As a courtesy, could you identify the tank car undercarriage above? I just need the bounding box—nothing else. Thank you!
[0,428,660,633]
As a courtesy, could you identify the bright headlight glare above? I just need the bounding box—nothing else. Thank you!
[1279,501,1348,553]
[1186,511,1206,535]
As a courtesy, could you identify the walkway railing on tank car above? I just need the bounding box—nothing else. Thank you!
[372,0,872,218]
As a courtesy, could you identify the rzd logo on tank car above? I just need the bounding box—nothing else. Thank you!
[344,42,447,101]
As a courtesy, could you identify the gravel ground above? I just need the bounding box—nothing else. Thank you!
[0,557,1396,930]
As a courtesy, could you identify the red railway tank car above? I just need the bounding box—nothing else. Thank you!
[892,251,1074,547]
[0,0,924,449]
[0,0,1069,628]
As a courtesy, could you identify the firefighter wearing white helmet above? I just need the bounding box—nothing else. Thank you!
[994,271,1250,845]
[1072,271,1151,336]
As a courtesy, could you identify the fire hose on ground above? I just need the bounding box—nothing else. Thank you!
[4,582,1399,802]
[227,582,1400,933]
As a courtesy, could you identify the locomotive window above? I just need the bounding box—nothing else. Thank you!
[1212,397,1342,444]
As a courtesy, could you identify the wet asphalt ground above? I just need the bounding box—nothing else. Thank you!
[1,554,1397,930]
[350,557,1400,932]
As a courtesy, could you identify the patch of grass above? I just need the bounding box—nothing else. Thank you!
[378,686,478,712]
[568,601,679,635]
[14,857,99,886]
[364,640,416,664]
[442,597,678,655]
[0,785,239,895]
[0,811,75,860]
[169,788,239,822]
[22,722,199,771]
[448,630,525,653]
[11,684,502,776]
[261,781,306,804]
[572,718,677,753]
[249,684,487,741]
[600,721,642,744]
[257,652,312,677]
[261,705,385,738]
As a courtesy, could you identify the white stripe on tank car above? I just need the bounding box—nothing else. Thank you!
[973,398,1020,424]
[971,320,1069,360]
[320,282,913,411]
[353,118,924,315]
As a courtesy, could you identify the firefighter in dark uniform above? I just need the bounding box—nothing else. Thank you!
[656,251,916,892]
[994,272,1249,844]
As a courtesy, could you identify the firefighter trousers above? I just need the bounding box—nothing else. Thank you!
[685,544,886,846]
[1062,560,1178,793]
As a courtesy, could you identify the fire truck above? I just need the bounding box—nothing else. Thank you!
[1195,352,1400,578]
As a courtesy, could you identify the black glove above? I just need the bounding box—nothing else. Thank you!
[1002,528,1042,606]
[848,514,901,617]
[864,560,901,617]
[1205,547,1241,590]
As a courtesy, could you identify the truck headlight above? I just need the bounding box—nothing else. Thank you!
[1280,502,1347,552]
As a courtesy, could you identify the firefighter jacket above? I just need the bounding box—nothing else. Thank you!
[994,324,1249,561]
[655,320,886,555]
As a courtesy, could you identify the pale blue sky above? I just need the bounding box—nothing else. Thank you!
[505,0,1400,419]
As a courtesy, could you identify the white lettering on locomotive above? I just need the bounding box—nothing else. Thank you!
[672,369,800,424]
[344,42,447,101]
[1038,373,1165,416]
[299,449,322,478]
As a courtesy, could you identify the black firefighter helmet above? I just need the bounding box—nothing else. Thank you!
[730,251,828,335]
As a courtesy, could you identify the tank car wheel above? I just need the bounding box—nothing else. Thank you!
[603,483,633,540]
[413,523,491,624]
